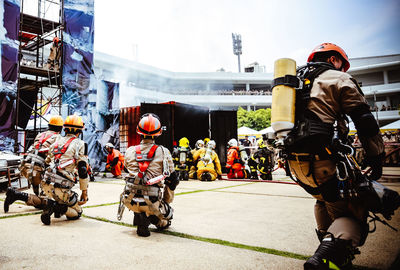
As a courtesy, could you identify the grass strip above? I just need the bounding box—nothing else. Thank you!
[82,214,379,269]
[82,214,308,261]
[0,211,41,219]
[212,190,313,200]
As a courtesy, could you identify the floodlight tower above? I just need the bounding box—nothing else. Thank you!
[232,33,242,72]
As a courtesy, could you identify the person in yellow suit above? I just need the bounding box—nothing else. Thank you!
[192,140,222,181]
[189,139,204,179]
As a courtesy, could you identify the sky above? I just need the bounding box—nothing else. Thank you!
[30,0,400,73]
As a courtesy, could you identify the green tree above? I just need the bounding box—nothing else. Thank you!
[237,107,271,131]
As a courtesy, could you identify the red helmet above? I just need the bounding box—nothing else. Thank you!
[307,43,350,72]
[136,113,162,136]
[53,37,60,45]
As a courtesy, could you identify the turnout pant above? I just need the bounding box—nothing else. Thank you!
[289,159,368,247]
[41,181,82,219]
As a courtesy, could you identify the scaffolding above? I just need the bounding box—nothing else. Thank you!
[15,0,64,153]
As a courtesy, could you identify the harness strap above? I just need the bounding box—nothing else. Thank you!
[35,132,55,150]
[136,144,158,179]
[53,137,77,160]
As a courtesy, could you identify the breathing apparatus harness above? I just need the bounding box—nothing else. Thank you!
[273,62,400,231]
[117,144,171,221]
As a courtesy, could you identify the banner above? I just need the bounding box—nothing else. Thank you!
[0,0,20,152]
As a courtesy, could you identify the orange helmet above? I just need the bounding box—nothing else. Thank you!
[48,115,63,127]
[64,115,84,133]
[53,37,59,45]
[136,113,162,136]
[307,43,350,72]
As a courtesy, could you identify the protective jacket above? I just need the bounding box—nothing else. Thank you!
[107,148,125,176]
[249,147,274,179]
[287,67,384,248]
[41,133,89,219]
[192,147,222,181]
[20,130,61,194]
[226,146,247,178]
[121,138,177,228]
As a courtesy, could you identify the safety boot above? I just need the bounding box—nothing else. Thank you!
[250,171,258,180]
[32,184,40,196]
[134,212,150,237]
[40,199,57,225]
[4,188,28,213]
[304,233,358,270]
[201,172,211,181]
[54,203,68,218]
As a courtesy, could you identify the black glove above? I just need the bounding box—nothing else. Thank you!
[364,152,385,181]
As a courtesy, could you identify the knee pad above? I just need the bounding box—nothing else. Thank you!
[77,161,88,179]
[160,201,173,220]
[68,192,79,206]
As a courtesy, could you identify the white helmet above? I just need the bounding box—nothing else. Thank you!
[105,143,114,149]
[207,140,216,149]
[195,139,205,149]
[228,138,238,147]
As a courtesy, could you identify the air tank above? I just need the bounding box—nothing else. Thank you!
[271,58,296,145]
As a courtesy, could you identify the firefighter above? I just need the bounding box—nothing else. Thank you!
[226,138,249,179]
[284,43,387,269]
[172,137,193,181]
[46,37,61,71]
[192,140,222,181]
[248,138,274,180]
[105,142,124,179]
[189,140,204,179]
[4,115,90,226]
[21,115,63,195]
[3,115,63,212]
[118,113,178,237]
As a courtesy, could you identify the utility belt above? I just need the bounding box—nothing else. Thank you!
[26,153,46,168]
[44,171,75,189]
[125,177,162,197]
[285,118,333,147]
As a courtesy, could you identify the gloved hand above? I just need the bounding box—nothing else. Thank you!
[217,174,222,180]
[78,190,88,205]
[364,152,385,181]
[106,164,111,172]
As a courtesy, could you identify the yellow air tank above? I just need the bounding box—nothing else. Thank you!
[271,58,297,145]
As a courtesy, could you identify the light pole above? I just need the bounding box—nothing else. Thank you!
[232,33,242,72]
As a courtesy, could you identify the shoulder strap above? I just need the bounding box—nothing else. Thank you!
[35,132,55,149]
[53,137,77,159]
[136,144,159,179]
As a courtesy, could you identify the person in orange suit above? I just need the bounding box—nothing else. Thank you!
[105,143,124,178]
[226,138,249,179]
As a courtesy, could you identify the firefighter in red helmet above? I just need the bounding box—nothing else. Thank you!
[118,113,179,237]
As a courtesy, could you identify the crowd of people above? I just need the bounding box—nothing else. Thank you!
[353,130,400,167]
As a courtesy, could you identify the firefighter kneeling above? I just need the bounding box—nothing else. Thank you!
[4,115,89,225]
[105,143,124,178]
[248,139,274,180]
[118,113,178,237]
[226,138,250,179]
[192,140,222,181]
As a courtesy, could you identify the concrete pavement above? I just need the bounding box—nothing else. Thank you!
[1,174,399,269]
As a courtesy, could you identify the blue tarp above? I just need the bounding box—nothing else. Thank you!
[0,0,20,152]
